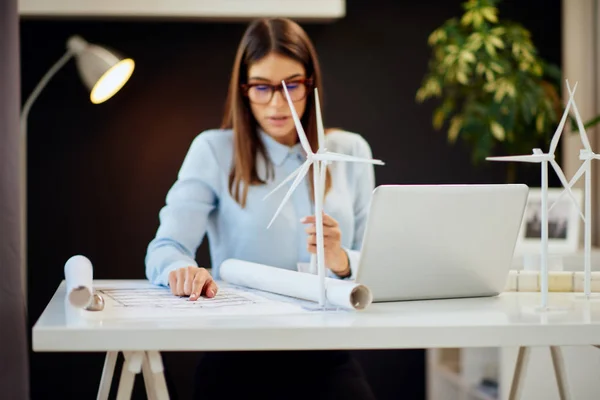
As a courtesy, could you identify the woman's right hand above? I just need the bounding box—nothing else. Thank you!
[168,266,218,300]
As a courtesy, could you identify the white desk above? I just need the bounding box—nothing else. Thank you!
[33,280,600,400]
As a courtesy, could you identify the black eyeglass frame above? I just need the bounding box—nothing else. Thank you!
[240,78,314,104]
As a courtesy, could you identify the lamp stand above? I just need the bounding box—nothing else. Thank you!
[20,49,75,302]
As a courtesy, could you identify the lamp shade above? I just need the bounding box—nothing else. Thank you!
[66,35,135,104]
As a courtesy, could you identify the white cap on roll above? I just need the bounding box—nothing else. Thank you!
[64,255,94,308]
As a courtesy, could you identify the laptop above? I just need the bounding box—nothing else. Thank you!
[354,184,528,302]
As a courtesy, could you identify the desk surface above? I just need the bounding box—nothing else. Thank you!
[33,280,600,352]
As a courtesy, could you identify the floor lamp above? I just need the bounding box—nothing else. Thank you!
[20,35,135,300]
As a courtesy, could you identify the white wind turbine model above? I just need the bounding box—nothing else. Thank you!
[486,81,583,309]
[264,81,385,307]
[549,80,599,299]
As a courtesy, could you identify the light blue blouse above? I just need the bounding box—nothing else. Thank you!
[145,128,376,287]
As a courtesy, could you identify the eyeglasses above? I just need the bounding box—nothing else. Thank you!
[241,78,314,105]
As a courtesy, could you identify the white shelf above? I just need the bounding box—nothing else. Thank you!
[429,346,600,400]
[468,386,497,400]
[434,364,465,388]
[18,0,346,21]
[432,363,498,400]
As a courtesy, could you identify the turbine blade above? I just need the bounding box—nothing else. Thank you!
[569,160,589,187]
[315,151,385,165]
[486,154,548,163]
[266,159,312,229]
[263,161,306,201]
[566,80,593,151]
[282,80,312,155]
[549,159,584,220]
[549,81,577,154]
[550,160,589,213]
[314,88,326,150]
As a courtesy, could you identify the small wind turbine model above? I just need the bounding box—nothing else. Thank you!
[486,81,583,309]
[264,81,384,307]
[550,80,599,299]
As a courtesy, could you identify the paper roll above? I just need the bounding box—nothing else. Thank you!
[220,259,373,310]
[64,255,94,308]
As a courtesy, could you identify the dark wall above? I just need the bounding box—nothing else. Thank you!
[21,0,560,399]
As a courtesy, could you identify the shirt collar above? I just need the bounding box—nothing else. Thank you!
[258,128,305,166]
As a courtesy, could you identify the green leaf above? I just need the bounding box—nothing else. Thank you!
[490,62,504,73]
[428,28,447,46]
[460,50,476,63]
[491,26,505,36]
[433,107,446,130]
[584,115,600,129]
[489,36,504,49]
[473,12,484,28]
[456,70,469,84]
[490,121,506,141]
[481,7,498,23]
[541,61,562,83]
[476,62,486,75]
[461,10,474,26]
[448,116,464,143]
[520,93,534,125]
[485,41,497,56]
[536,113,544,133]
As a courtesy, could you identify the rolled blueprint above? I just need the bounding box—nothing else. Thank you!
[64,255,94,308]
[220,259,373,310]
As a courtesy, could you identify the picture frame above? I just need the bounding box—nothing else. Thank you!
[514,187,583,255]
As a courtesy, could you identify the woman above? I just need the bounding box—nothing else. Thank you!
[146,17,377,400]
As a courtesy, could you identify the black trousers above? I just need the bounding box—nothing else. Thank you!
[193,350,377,400]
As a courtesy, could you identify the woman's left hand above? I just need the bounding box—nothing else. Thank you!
[302,213,350,277]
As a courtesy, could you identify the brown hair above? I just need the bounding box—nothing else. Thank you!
[221,17,331,207]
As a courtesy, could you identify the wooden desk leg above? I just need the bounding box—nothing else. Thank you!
[146,351,170,399]
[142,353,157,400]
[508,346,530,400]
[116,351,143,400]
[550,347,572,400]
[97,351,118,400]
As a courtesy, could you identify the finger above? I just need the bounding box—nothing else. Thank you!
[323,226,341,240]
[190,269,208,300]
[321,213,338,227]
[168,271,177,295]
[307,234,333,248]
[184,267,195,295]
[176,268,186,296]
[305,225,339,237]
[204,280,219,298]
[321,226,341,239]
[307,243,333,253]
[301,216,315,224]
[301,214,337,227]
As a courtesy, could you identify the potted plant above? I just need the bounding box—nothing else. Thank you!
[416,0,600,183]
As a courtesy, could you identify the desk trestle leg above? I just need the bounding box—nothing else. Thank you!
[142,351,170,400]
[509,346,574,400]
[97,351,170,400]
[97,351,118,400]
[117,352,144,400]
[550,347,572,400]
[508,346,530,400]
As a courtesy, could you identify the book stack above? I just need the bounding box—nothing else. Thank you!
[505,270,600,292]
